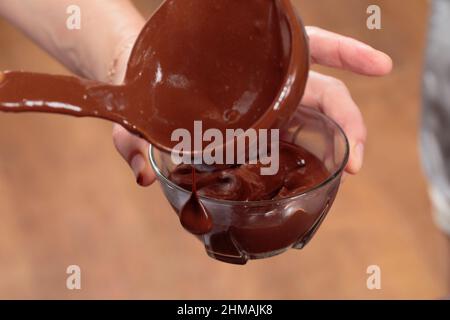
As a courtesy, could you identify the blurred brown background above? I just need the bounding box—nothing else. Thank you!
[0,0,448,299]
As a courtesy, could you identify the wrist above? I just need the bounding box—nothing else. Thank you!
[106,32,141,85]
[82,1,145,83]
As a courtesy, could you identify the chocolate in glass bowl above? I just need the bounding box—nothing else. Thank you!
[150,107,349,265]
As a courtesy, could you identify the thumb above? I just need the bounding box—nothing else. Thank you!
[112,124,156,186]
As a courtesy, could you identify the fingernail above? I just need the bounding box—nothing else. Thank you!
[353,143,365,172]
[130,153,146,185]
[136,174,144,186]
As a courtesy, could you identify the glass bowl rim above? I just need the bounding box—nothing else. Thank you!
[148,107,349,207]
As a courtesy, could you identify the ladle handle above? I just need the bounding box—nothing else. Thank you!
[0,71,135,133]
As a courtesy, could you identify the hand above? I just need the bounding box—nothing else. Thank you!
[301,27,392,174]
[113,26,393,186]
[111,37,157,187]
[0,0,153,183]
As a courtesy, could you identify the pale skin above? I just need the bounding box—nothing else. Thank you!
[0,0,393,186]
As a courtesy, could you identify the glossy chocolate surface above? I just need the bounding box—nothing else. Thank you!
[0,0,309,152]
[170,142,329,202]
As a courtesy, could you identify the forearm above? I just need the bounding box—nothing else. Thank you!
[0,0,145,83]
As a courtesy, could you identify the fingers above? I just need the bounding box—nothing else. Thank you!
[302,71,367,174]
[302,27,389,174]
[112,124,156,186]
[306,26,393,76]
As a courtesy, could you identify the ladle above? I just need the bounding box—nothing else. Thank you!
[0,0,309,152]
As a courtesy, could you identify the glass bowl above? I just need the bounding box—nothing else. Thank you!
[149,107,349,264]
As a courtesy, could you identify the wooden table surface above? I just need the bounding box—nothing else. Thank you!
[0,0,448,299]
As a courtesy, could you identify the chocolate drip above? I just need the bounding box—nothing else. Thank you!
[179,167,213,235]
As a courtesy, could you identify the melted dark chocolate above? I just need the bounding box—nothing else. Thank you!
[169,141,331,261]
[0,0,309,153]
[170,141,329,202]
[179,167,213,235]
